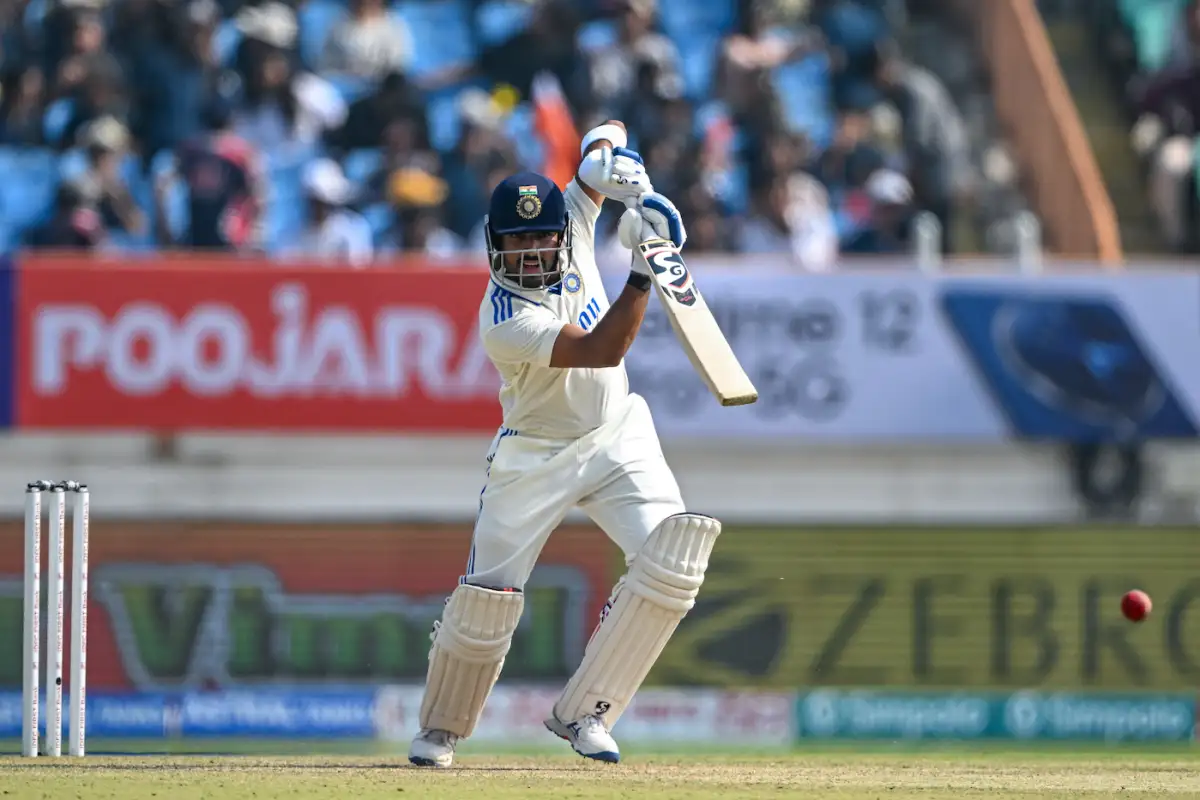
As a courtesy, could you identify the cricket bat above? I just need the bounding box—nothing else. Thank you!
[634,238,758,407]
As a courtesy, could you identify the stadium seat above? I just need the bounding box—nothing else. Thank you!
[58,149,89,181]
[475,0,534,46]
[427,89,469,153]
[362,202,394,245]
[577,20,617,53]
[325,73,374,104]
[151,150,188,242]
[42,100,75,148]
[719,163,750,216]
[0,148,59,237]
[264,156,313,253]
[774,54,835,152]
[299,0,346,69]
[213,19,241,68]
[504,103,545,170]
[395,0,476,79]
[679,33,722,100]
[658,0,735,40]
[343,148,383,186]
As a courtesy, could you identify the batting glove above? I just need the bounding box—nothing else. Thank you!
[578,146,653,205]
[618,191,687,251]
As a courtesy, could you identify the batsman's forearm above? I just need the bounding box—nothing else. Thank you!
[590,282,651,364]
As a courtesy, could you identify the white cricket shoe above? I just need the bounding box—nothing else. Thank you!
[408,729,458,767]
[544,714,620,763]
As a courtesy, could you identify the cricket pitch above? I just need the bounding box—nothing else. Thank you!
[2,752,1198,799]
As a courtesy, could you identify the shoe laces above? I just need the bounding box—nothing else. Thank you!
[571,715,608,738]
[421,729,459,747]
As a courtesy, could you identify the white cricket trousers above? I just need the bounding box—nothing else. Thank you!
[463,394,686,590]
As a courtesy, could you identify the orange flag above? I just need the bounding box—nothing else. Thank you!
[531,72,581,189]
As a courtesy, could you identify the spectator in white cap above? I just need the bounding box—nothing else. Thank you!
[842,168,913,255]
[292,158,374,266]
[231,5,347,154]
[76,114,146,239]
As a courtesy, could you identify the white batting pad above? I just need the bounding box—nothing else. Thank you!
[419,584,524,737]
[552,513,721,727]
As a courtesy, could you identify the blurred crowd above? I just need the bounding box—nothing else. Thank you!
[0,0,975,266]
[1102,0,1200,252]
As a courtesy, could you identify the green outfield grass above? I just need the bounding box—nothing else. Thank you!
[1,749,1197,799]
[2,738,1196,758]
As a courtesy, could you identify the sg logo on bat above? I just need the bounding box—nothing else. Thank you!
[639,240,697,306]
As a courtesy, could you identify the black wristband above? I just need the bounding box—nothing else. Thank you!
[627,272,652,292]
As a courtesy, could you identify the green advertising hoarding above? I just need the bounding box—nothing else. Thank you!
[3,522,1195,691]
[0,522,617,690]
[651,528,1200,690]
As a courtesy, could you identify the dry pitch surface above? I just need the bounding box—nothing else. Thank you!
[2,753,1199,799]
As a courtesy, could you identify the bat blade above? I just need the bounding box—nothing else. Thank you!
[635,239,758,407]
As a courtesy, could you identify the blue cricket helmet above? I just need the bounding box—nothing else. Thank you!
[485,171,573,291]
[487,172,567,234]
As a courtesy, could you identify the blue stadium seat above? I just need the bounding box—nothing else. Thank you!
[128,165,154,220]
[395,0,476,79]
[213,19,241,68]
[42,100,75,148]
[264,159,309,253]
[119,156,156,250]
[504,103,544,170]
[774,54,835,152]
[121,153,149,200]
[679,33,721,100]
[658,0,736,40]
[104,230,145,253]
[149,149,175,180]
[151,150,188,241]
[267,141,324,171]
[0,148,59,237]
[577,20,617,53]
[325,73,374,104]
[299,0,346,69]
[362,203,394,245]
[157,180,188,242]
[0,150,15,250]
[708,163,749,216]
[58,149,89,182]
[475,0,534,45]
[427,89,468,152]
[343,148,383,185]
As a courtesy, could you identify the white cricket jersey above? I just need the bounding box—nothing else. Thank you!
[477,179,631,440]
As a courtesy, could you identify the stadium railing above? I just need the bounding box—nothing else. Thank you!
[939,0,1123,265]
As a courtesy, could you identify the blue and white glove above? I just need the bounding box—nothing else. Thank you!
[578,146,653,205]
[618,191,687,250]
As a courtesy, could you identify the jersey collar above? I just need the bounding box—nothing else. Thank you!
[489,278,547,306]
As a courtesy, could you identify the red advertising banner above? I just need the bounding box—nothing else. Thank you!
[16,255,503,431]
[0,521,617,690]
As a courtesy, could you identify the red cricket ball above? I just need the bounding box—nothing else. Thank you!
[1121,590,1152,623]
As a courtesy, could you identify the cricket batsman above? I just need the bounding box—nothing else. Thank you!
[408,120,722,767]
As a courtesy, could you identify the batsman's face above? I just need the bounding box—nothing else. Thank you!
[499,231,562,282]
